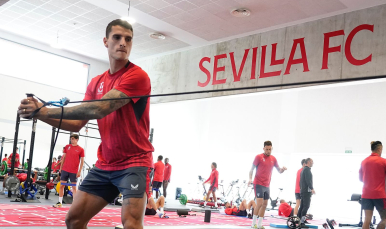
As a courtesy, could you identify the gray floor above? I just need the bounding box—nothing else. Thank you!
[0,190,249,228]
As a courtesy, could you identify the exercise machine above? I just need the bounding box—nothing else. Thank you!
[339,194,376,229]
[267,188,283,211]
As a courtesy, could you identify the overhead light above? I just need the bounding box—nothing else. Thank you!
[121,16,136,24]
[121,1,136,24]
[230,8,251,17]
[149,33,165,40]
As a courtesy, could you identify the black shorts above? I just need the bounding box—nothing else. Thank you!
[362,198,386,213]
[237,210,247,216]
[209,186,217,192]
[152,181,162,189]
[290,208,294,217]
[254,184,270,200]
[61,170,77,183]
[145,208,157,215]
[79,166,151,203]
[295,193,301,200]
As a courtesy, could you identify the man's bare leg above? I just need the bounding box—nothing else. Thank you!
[258,199,268,217]
[121,193,147,229]
[71,182,77,200]
[205,190,212,206]
[239,199,247,211]
[155,196,165,209]
[248,200,257,210]
[363,210,373,229]
[212,190,217,207]
[376,209,386,229]
[65,190,108,229]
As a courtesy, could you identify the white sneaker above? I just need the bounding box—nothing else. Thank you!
[251,225,258,229]
[258,226,265,229]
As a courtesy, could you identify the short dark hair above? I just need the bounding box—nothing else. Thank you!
[4,154,7,157]
[301,159,306,165]
[305,158,312,164]
[70,134,79,140]
[371,141,382,151]
[264,141,272,147]
[212,162,217,168]
[158,155,163,161]
[106,19,133,38]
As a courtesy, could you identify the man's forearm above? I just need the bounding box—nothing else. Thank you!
[78,161,84,174]
[39,118,86,132]
[42,102,105,120]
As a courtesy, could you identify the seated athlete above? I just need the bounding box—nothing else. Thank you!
[278,199,294,217]
[225,199,256,217]
[145,193,165,216]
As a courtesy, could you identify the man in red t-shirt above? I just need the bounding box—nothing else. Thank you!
[2,154,9,164]
[19,19,154,228]
[249,141,287,229]
[294,159,306,216]
[203,162,219,208]
[53,134,84,208]
[225,199,256,217]
[153,155,165,199]
[359,141,386,229]
[51,157,58,173]
[278,199,294,217]
[163,158,172,198]
[8,147,20,168]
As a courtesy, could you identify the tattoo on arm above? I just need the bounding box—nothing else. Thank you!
[45,89,131,120]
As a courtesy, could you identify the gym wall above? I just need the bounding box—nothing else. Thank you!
[149,78,386,221]
[136,5,386,103]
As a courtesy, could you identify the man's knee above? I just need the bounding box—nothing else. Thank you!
[262,201,268,208]
[122,219,142,229]
[65,213,86,228]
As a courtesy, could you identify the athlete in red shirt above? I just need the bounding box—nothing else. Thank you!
[278,200,294,217]
[203,162,219,208]
[8,147,20,168]
[249,141,287,229]
[18,19,154,228]
[163,158,172,198]
[153,155,165,199]
[53,134,85,208]
[359,141,386,229]
[51,157,58,173]
[294,159,306,216]
[2,154,9,164]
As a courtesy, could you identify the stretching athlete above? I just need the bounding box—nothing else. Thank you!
[18,19,154,229]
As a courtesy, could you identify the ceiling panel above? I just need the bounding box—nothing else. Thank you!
[0,0,384,62]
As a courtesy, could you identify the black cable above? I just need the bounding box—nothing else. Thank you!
[67,75,386,104]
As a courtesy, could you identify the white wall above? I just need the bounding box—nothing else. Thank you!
[150,78,386,222]
[0,29,109,83]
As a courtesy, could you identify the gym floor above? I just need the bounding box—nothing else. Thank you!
[0,191,248,229]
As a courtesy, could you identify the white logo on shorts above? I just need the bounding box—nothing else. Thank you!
[131,184,139,190]
[257,193,260,197]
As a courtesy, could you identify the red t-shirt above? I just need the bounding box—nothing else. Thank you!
[164,163,172,181]
[278,202,293,217]
[295,168,303,193]
[51,162,58,172]
[253,153,279,187]
[2,157,8,163]
[205,169,219,188]
[225,207,239,215]
[84,63,154,171]
[153,161,165,182]
[62,145,84,174]
[360,153,386,199]
[8,153,20,168]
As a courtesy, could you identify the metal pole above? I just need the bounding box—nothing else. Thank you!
[25,120,37,189]
[0,137,4,161]
[45,127,56,199]
[9,114,20,198]
[22,140,26,167]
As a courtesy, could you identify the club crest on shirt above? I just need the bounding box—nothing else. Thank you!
[97,82,104,95]
[68,146,71,150]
